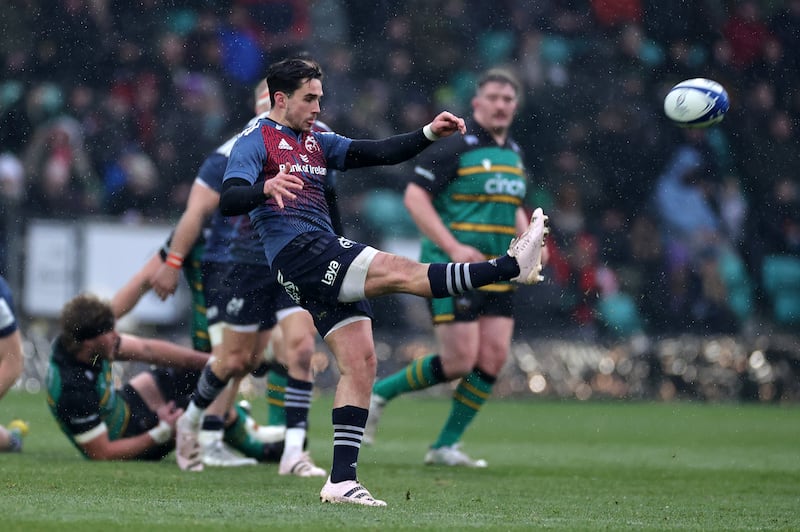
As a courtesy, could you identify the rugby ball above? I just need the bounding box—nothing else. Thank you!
[663,78,729,128]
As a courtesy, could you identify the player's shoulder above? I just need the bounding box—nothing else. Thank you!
[0,275,11,297]
[506,137,523,155]
[426,129,468,160]
[312,119,332,133]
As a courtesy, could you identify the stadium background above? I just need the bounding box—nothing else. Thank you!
[0,0,798,402]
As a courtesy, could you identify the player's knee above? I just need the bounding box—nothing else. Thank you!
[286,334,315,366]
[336,346,377,378]
[219,350,254,377]
[443,357,474,378]
[439,348,477,378]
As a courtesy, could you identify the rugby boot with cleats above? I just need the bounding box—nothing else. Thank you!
[508,207,549,284]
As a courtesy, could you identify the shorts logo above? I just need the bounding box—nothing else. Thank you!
[322,260,340,286]
[206,305,218,321]
[337,237,354,249]
[226,298,244,317]
[277,270,301,304]
[455,296,471,313]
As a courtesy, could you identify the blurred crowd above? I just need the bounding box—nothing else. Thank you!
[1,0,799,339]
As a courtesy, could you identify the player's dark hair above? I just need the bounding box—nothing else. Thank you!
[266,58,323,107]
[60,293,115,354]
[477,68,521,96]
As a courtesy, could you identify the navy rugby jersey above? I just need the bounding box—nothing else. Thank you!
[223,117,351,266]
[201,112,269,265]
[0,275,18,338]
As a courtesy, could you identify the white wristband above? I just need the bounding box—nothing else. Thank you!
[148,421,173,444]
[423,123,440,141]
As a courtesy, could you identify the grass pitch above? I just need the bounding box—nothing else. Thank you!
[1,391,798,531]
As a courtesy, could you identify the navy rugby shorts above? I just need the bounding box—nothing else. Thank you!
[272,231,374,336]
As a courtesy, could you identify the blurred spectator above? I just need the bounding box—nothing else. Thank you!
[652,132,751,332]
[747,177,800,325]
[622,213,672,331]
[740,109,796,203]
[769,0,800,72]
[23,115,100,218]
[723,1,773,71]
[235,0,311,53]
[104,150,161,222]
[590,0,642,29]
[0,153,24,204]
[0,81,30,154]
[0,153,25,276]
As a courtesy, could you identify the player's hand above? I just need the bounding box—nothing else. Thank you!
[156,401,183,430]
[263,169,304,209]
[448,242,486,263]
[150,264,181,301]
[429,111,467,138]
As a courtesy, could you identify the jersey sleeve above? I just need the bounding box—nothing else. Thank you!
[224,124,268,185]
[409,135,462,196]
[315,131,352,171]
[195,152,228,193]
[0,276,18,338]
[55,381,104,441]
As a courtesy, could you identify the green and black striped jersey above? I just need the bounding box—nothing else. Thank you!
[411,119,529,288]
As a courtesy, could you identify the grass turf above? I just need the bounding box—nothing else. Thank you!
[1,391,798,531]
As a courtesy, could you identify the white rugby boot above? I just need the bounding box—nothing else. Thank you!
[424,443,488,468]
[320,477,387,507]
[508,207,549,284]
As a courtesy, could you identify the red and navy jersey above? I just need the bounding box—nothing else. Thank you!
[223,117,351,266]
[200,112,268,265]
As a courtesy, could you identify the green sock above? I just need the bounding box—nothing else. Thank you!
[223,404,263,459]
[266,363,287,426]
[373,354,446,401]
[432,368,495,448]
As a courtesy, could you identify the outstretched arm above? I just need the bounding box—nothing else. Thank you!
[345,111,466,168]
[110,252,162,319]
[150,180,219,300]
[114,333,210,369]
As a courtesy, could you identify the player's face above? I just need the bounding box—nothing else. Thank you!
[84,330,119,363]
[283,78,322,132]
[472,81,518,134]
